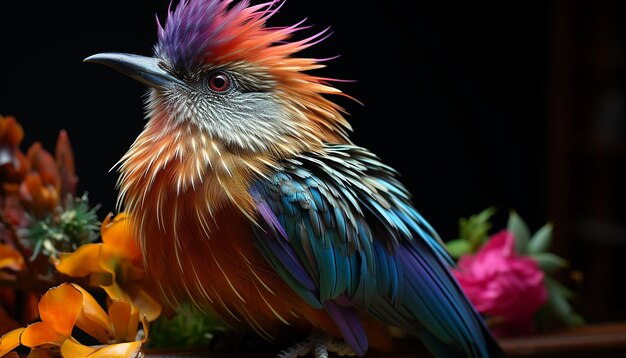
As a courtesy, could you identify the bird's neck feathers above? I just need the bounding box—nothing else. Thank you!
[116,107,273,221]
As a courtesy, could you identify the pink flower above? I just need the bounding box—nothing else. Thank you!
[452,229,548,337]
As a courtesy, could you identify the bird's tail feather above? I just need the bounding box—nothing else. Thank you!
[397,240,506,357]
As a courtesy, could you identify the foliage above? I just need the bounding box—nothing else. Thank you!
[506,210,584,328]
[446,206,497,258]
[147,302,227,350]
[23,193,100,260]
[447,208,584,337]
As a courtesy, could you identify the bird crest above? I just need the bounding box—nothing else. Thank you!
[157,0,334,79]
[154,0,354,146]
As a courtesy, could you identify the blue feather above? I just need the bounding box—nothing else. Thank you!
[251,144,504,357]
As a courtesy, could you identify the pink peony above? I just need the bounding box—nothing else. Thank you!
[452,229,548,337]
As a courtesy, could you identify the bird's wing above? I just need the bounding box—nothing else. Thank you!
[250,144,499,357]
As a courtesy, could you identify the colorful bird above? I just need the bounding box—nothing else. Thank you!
[85,0,504,357]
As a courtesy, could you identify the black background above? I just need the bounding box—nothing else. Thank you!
[2,1,625,325]
[0,0,550,234]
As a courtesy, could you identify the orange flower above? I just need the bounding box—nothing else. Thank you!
[56,213,162,322]
[26,142,61,191]
[0,115,23,152]
[19,173,59,220]
[0,244,23,271]
[0,115,28,184]
[0,283,148,357]
[18,143,62,218]
[0,327,24,357]
[55,130,78,200]
[0,117,78,222]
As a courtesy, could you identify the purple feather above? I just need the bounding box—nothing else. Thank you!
[324,300,368,356]
[156,0,229,71]
[154,0,281,73]
[255,194,317,290]
[256,198,288,239]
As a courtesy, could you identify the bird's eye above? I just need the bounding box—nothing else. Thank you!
[207,72,231,93]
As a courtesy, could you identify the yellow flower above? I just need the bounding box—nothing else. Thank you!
[0,283,148,357]
[0,327,23,357]
[56,213,162,322]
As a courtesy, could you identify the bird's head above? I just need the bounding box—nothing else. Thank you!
[86,0,352,161]
[86,0,357,216]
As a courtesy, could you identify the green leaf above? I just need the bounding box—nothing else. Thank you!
[475,206,498,223]
[446,239,473,259]
[147,302,228,349]
[532,252,569,274]
[548,275,576,299]
[458,207,497,248]
[544,277,584,326]
[507,210,530,254]
[23,192,100,259]
[528,223,554,254]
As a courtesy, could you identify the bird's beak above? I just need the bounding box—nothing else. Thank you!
[84,53,184,88]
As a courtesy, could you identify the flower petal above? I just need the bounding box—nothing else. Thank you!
[0,244,24,271]
[86,341,142,358]
[101,213,140,258]
[19,173,59,219]
[89,272,114,287]
[127,308,140,343]
[98,245,121,279]
[59,339,97,357]
[55,129,78,198]
[0,327,24,356]
[0,115,24,147]
[102,282,127,303]
[62,339,143,358]
[20,322,65,347]
[108,300,132,342]
[140,315,149,343]
[0,115,26,184]
[26,142,60,189]
[0,150,28,185]
[126,286,162,322]
[70,284,112,344]
[56,244,104,278]
[38,284,83,338]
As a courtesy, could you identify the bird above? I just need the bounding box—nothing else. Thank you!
[84,0,505,357]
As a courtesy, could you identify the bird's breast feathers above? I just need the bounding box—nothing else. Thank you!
[116,124,357,339]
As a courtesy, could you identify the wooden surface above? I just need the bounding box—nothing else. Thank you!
[143,322,626,357]
[499,322,626,357]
